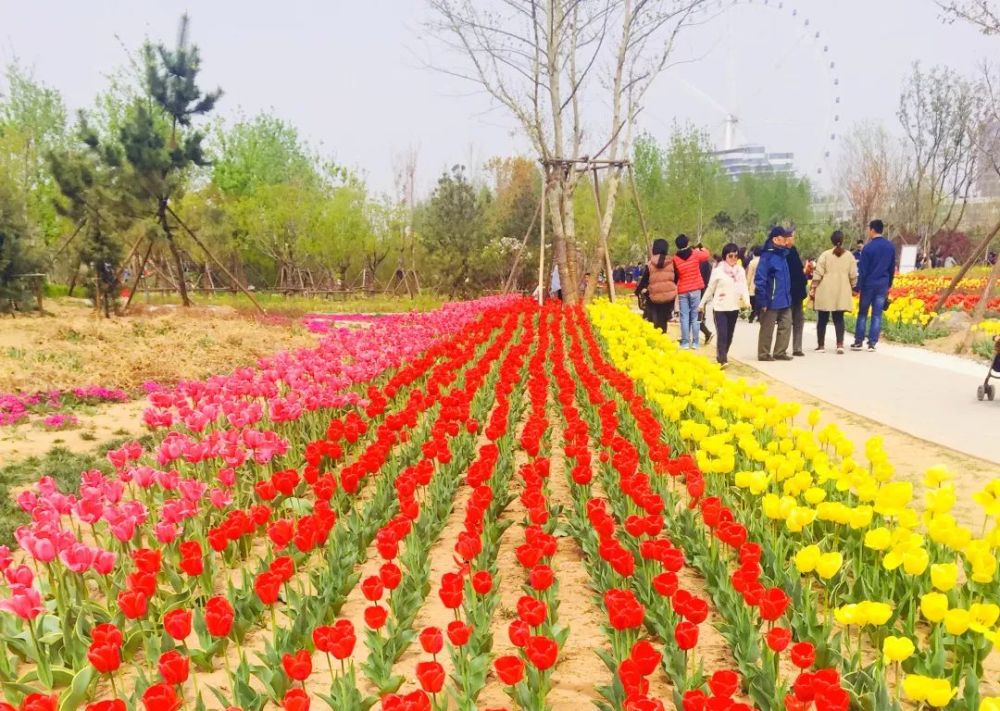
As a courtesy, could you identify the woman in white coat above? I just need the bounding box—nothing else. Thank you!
[699,242,751,368]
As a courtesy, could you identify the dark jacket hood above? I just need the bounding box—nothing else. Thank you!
[676,247,693,260]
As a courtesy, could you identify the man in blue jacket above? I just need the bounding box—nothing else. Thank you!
[755,227,794,361]
[851,219,896,351]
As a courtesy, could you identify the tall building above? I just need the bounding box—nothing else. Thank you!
[712,145,796,179]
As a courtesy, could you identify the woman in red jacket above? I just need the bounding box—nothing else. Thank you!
[672,234,712,349]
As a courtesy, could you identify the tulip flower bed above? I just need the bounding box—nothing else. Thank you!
[889,273,1000,316]
[1,292,997,711]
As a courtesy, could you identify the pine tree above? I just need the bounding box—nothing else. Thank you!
[87,14,222,307]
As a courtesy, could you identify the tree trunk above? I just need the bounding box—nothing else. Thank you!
[584,168,622,302]
[961,254,1000,352]
[158,200,191,307]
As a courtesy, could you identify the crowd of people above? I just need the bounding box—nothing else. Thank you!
[632,219,897,368]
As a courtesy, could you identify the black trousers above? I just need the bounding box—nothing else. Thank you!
[647,301,671,332]
[748,295,759,322]
[713,310,739,363]
[816,310,846,347]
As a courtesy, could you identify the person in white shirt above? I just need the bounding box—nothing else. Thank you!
[699,242,751,368]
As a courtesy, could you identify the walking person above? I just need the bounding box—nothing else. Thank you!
[550,264,562,301]
[698,255,714,346]
[786,228,808,357]
[699,243,750,368]
[746,246,762,322]
[810,230,857,354]
[672,234,711,349]
[634,238,678,333]
[851,219,896,351]
[755,227,794,361]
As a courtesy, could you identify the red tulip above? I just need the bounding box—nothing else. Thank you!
[91,623,123,648]
[255,571,283,605]
[525,635,558,670]
[447,620,472,646]
[205,596,234,638]
[85,702,126,711]
[157,650,190,685]
[766,627,791,653]
[652,572,678,597]
[361,575,384,602]
[132,549,162,575]
[420,626,443,655]
[281,688,310,711]
[708,670,739,698]
[674,621,699,651]
[379,562,402,590]
[87,642,121,674]
[783,693,810,711]
[528,564,554,591]
[162,609,192,641]
[508,619,530,647]
[21,695,58,711]
[141,683,182,711]
[790,642,816,669]
[282,650,312,681]
[364,604,388,630]
[494,655,525,685]
[416,660,445,694]
[329,619,356,659]
[117,589,148,619]
[681,689,707,711]
[629,639,661,676]
[472,570,493,595]
[517,595,548,627]
[758,587,791,622]
[270,556,295,582]
[604,589,644,631]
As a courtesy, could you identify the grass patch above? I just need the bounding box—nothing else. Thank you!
[842,315,947,345]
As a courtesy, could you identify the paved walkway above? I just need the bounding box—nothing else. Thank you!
[718,319,1000,465]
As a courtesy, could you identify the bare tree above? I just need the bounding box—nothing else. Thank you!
[937,0,1000,34]
[897,63,980,256]
[425,0,708,303]
[393,146,420,292]
[836,121,904,238]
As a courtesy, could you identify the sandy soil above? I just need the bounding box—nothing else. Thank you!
[0,400,149,462]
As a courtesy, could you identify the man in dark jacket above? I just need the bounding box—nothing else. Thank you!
[754,227,793,361]
[851,219,896,351]
[785,228,808,356]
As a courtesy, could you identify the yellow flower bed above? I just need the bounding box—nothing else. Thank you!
[588,299,1000,700]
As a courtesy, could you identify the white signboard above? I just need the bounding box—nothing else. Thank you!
[899,244,918,274]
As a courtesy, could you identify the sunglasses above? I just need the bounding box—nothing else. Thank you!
[725,253,739,260]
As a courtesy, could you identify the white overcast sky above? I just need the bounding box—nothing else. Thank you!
[2,0,998,197]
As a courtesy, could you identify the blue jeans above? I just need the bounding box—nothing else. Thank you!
[854,289,887,346]
[678,290,702,347]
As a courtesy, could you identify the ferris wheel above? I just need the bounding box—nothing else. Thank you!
[653,0,843,178]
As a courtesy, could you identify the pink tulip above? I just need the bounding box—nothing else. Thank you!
[59,544,95,574]
[5,565,33,587]
[93,550,116,575]
[154,522,179,544]
[217,468,236,487]
[0,585,43,619]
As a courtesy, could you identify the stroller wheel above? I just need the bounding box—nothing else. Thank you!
[978,384,986,401]
[988,384,996,401]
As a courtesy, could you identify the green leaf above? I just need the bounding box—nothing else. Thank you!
[59,666,96,711]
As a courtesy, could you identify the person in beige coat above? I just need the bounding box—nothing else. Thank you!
[809,230,858,354]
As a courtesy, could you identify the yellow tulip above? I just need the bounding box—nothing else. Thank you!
[795,545,821,574]
[803,487,827,505]
[882,635,915,663]
[926,678,957,707]
[943,608,970,636]
[848,506,873,529]
[930,563,958,592]
[864,527,892,551]
[816,552,843,580]
[981,698,1000,711]
[807,408,821,427]
[859,601,893,626]
[920,592,949,623]
[971,603,1000,628]
[902,547,929,576]
[923,465,954,488]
